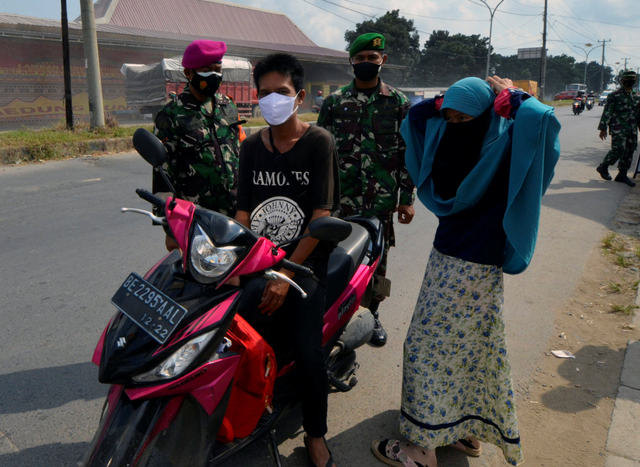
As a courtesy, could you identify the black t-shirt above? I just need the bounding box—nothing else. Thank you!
[236,125,340,261]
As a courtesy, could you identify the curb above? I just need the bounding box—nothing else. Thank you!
[0,137,134,165]
[604,288,640,464]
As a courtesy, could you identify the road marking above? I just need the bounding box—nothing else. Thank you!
[82,178,102,182]
[0,430,19,454]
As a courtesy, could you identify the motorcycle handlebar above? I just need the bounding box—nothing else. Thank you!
[279,259,313,277]
[136,189,166,211]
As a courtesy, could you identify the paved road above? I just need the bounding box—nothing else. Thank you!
[0,106,633,466]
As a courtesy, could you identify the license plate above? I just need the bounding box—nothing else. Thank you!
[111,272,188,344]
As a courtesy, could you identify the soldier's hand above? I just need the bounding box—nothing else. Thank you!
[398,205,415,224]
[599,129,607,141]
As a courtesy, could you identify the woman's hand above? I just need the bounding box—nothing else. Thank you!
[259,277,291,315]
[486,75,514,95]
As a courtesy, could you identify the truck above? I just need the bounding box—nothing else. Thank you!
[512,80,538,97]
[120,56,260,119]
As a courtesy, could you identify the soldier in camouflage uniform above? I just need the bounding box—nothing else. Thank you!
[317,33,415,347]
[153,40,242,239]
[596,70,640,187]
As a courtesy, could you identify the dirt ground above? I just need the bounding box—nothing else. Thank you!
[516,186,640,466]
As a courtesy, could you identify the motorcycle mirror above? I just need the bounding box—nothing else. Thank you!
[308,217,352,242]
[132,128,167,168]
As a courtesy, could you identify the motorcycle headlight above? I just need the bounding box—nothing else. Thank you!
[189,225,243,283]
[132,330,216,382]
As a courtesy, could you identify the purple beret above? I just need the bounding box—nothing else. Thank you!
[182,40,227,69]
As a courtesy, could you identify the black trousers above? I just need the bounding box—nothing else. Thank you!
[237,261,328,438]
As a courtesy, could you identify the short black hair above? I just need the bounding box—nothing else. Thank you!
[253,54,305,93]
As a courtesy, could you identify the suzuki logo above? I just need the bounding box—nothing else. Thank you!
[117,337,127,348]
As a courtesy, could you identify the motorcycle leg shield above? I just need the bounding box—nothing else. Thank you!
[84,384,232,467]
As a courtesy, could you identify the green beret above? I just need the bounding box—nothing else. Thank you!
[349,33,385,57]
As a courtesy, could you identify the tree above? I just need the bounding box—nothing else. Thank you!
[419,30,490,86]
[344,10,421,86]
[544,54,582,97]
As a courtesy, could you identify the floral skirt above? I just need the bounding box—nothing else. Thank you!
[398,248,523,465]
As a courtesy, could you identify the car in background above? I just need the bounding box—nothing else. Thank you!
[598,90,612,106]
[554,91,578,100]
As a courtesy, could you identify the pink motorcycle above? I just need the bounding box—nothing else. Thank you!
[83,129,386,467]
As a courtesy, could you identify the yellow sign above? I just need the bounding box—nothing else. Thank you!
[0,93,130,121]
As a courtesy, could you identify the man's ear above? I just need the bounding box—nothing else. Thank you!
[298,89,306,104]
[184,68,193,80]
[382,54,388,65]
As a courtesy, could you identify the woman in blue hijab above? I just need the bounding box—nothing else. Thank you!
[371,76,560,467]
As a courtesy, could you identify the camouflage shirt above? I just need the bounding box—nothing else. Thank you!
[597,87,640,135]
[317,79,415,217]
[153,86,241,216]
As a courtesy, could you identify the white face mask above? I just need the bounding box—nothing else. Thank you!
[259,91,300,126]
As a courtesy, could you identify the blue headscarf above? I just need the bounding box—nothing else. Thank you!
[402,77,561,274]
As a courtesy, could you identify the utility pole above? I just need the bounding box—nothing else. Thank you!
[61,0,73,130]
[622,57,631,71]
[598,39,611,93]
[538,0,548,100]
[79,0,104,128]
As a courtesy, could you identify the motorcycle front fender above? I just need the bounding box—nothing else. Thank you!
[84,383,232,467]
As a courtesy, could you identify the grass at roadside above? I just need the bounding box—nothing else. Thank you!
[542,100,574,107]
[0,122,153,149]
[0,119,154,163]
[601,231,640,314]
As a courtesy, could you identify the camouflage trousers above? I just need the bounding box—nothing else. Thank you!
[602,133,638,172]
[371,214,395,312]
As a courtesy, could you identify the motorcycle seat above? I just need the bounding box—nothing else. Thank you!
[326,223,370,308]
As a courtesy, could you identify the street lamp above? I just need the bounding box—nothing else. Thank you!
[613,62,622,74]
[468,0,505,78]
[574,43,602,86]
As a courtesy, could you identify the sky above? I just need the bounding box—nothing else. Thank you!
[2,0,640,73]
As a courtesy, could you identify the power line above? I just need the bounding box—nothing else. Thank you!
[301,0,367,27]
[320,0,375,19]
[493,13,541,41]
[553,19,598,43]
[549,14,640,30]
[339,0,490,22]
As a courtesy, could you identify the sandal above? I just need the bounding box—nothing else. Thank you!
[304,435,336,467]
[451,438,482,457]
[371,439,429,467]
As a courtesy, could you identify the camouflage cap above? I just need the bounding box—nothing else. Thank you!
[349,33,385,57]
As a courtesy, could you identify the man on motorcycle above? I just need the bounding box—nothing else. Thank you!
[235,53,340,467]
[153,40,243,250]
[315,90,325,109]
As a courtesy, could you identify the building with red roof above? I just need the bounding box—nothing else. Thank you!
[0,0,351,125]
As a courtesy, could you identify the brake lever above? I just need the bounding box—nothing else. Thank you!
[121,207,166,226]
[264,270,308,299]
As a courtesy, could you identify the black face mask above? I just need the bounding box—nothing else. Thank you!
[622,79,636,88]
[352,61,381,82]
[190,71,222,98]
[432,107,493,200]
